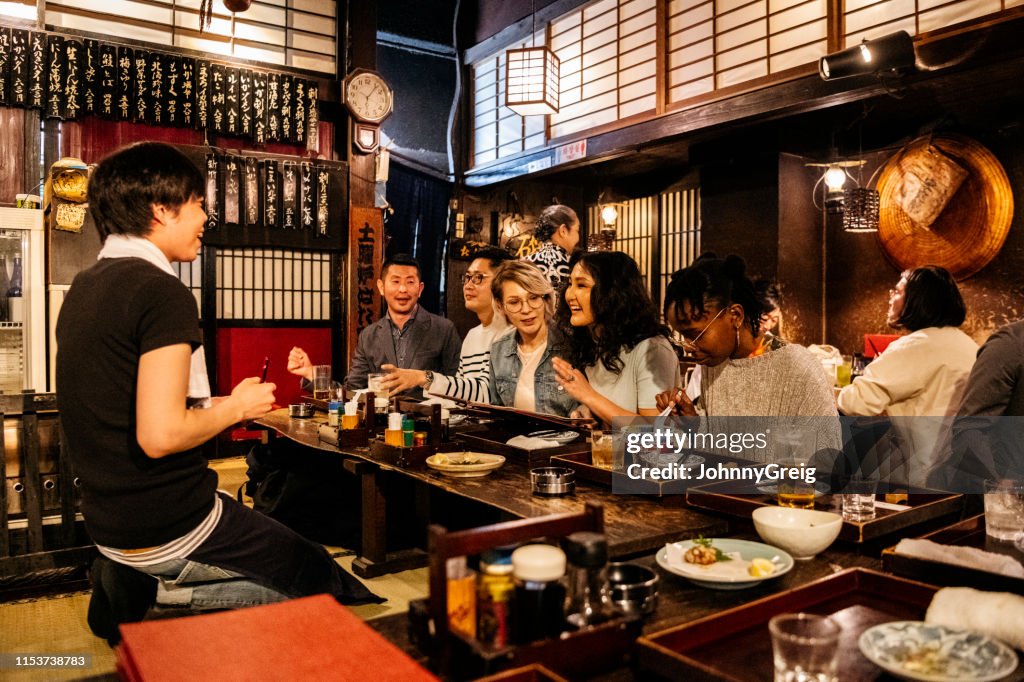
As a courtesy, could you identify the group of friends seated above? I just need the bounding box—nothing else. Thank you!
[57,142,1022,630]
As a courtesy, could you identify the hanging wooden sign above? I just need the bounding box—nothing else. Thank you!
[205,153,220,232]
[132,48,148,123]
[317,166,329,236]
[165,55,180,125]
[349,206,384,357]
[0,28,12,106]
[209,63,225,134]
[253,71,267,144]
[294,78,306,145]
[299,161,314,231]
[82,39,98,115]
[98,44,116,117]
[63,39,83,120]
[306,83,319,153]
[195,60,209,130]
[280,74,293,143]
[46,35,65,119]
[117,46,132,120]
[263,159,279,228]
[180,58,195,127]
[244,156,259,228]
[267,73,280,141]
[224,156,240,226]
[281,161,297,230]
[9,29,27,107]
[225,66,239,136]
[149,52,164,125]
[239,69,252,137]
[28,31,45,110]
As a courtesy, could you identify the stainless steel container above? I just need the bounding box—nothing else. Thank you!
[530,467,575,496]
[607,562,659,617]
[288,403,314,418]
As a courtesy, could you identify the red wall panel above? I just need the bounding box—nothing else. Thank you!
[216,327,333,406]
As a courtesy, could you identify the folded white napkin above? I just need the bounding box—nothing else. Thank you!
[926,587,1024,650]
[506,435,559,450]
[894,538,1024,579]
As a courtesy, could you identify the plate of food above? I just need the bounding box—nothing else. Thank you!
[655,538,794,590]
[425,452,505,478]
[858,621,1018,681]
[527,429,580,444]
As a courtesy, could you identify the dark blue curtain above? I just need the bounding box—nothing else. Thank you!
[384,162,453,315]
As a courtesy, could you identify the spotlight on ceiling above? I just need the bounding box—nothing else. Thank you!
[819,31,916,81]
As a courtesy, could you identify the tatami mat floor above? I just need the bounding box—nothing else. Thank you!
[0,457,429,681]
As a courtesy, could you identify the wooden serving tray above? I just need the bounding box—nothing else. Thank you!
[685,480,963,543]
[637,568,1008,682]
[882,514,1024,593]
[550,451,756,497]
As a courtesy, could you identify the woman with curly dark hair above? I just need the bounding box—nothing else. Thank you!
[551,251,680,422]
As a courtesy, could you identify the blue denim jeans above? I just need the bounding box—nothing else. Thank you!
[133,557,291,610]
[120,492,381,611]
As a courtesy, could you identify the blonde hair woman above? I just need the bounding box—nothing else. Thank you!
[488,261,577,416]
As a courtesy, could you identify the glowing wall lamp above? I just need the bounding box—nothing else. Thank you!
[819,31,916,81]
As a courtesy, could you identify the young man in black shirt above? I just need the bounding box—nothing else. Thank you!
[57,142,378,624]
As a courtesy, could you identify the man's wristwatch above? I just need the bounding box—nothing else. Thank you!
[422,370,434,389]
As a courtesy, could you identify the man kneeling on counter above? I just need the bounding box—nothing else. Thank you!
[288,253,461,399]
[57,142,380,631]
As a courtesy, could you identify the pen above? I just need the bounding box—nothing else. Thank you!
[260,357,270,383]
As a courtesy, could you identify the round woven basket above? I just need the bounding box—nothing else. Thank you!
[876,133,1013,280]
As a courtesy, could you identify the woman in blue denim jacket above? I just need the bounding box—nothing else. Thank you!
[488,261,578,417]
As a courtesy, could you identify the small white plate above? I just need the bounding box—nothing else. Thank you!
[425,452,505,478]
[859,621,1018,682]
[655,538,794,590]
[527,430,580,444]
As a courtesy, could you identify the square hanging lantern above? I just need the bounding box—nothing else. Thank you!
[505,47,559,116]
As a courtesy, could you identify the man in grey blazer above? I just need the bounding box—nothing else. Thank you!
[288,253,461,399]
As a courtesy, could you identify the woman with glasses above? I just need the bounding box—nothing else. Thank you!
[488,261,577,416]
[551,251,679,423]
[838,266,977,485]
[655,254,836,420]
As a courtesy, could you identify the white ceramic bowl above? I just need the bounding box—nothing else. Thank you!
[752,506,842,560]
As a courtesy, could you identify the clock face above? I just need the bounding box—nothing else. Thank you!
[345,72,393,123]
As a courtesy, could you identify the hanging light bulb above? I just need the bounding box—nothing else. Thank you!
[823,165,848,192]
[600,205,618,226]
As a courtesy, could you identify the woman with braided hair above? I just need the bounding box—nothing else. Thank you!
[522,204,580,290]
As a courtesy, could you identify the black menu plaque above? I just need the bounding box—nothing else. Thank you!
[28,31,45,110]
[132,48,148,123]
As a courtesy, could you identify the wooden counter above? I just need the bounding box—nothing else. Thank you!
[256,409,728,574]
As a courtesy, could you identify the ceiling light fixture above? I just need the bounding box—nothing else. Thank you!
[819,31,916,81]
[505,0,560,116]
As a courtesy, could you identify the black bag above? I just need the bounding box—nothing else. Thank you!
[243,441,360,548]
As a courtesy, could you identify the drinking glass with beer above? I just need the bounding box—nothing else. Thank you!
[775,427,816,509]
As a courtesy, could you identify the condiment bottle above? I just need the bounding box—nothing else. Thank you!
[477,548,515,649]
[327,400,341,427]
[446,557,476,639]
[402,416,415,447]
[384,412,404,446]
[374,397,389,428]
[341,401,360,430]
[562,532,615,629]
[511,544,566,644]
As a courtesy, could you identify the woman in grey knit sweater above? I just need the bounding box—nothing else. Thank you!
[655,255,840,462]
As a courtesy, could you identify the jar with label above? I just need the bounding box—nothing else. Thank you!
[511,544,566,644]
[402,416,415,447]
[327,401,341,427]
[447,557,476,639]
[477,548,515,649]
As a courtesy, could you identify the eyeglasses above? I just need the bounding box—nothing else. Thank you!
[503,293,546,313]
[462,272,491,286]
[679,306,728,353]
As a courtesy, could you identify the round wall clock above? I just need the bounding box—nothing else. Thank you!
[344,70,393,124]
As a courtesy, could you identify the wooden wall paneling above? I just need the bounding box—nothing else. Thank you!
[0,108,28,205]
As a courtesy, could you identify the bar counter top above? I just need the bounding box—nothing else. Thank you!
[257,408,729,558]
